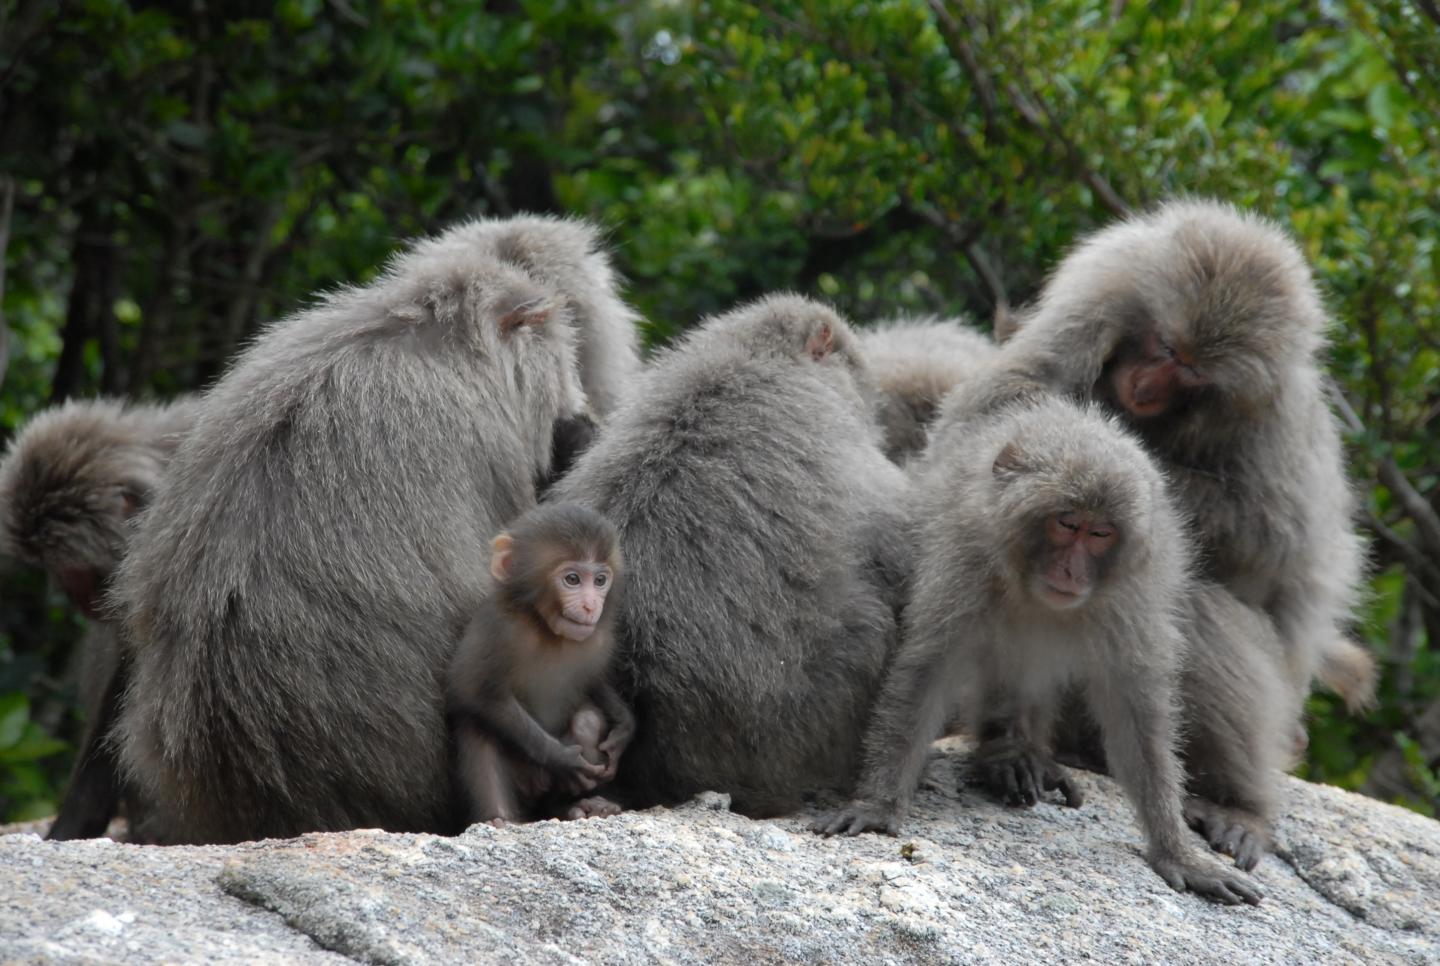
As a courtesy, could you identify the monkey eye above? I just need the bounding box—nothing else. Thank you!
[1057,516,1080,532]
[1089,529,1113,539]
[563,572,582,587]
[595,572,608,587]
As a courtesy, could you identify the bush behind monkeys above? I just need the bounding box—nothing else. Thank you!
[448,503,633,825]
[114,215,639,844]
[818,396,1262,905]
[551,294,912,816]
[0,396,198,841]
[858,317,998,463]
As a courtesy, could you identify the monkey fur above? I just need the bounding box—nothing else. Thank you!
[817,396,1263,905]
[0,396,198,840]
[447,502,634,825]
[551,294,911,817]
[112,216,641,843]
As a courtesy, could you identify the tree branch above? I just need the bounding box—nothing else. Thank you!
[962,239,1008,315]
[1328,376,1440,558]
[929,1,998,138]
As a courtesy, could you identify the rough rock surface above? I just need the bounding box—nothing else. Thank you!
[3,740,1437,964]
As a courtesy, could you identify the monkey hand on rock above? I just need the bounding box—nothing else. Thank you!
[1184,798,1269,872]
[974,736,1084,809]
[811,799,903,838]
[1149,849,1264,906]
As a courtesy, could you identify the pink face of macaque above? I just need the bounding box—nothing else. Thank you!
[548,562,613,641]
[1033,512,1118,611]
[1109,329,1210,419]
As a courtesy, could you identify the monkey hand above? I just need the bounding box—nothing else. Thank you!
[974,738,1084,809]
[1148,849,1264,906]
[547,744,606,795]
[1183,797,1270,872]
[596,734,629,782]
[810,800,902,837]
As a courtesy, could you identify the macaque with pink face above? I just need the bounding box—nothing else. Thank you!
[818,397,1263,905]
[446,503,634,825]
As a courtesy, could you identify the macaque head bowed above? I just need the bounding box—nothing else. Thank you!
[1023,201,1329,427]
[0,401,181,619]
[491,503,621,643]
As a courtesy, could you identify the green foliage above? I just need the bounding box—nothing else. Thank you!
[0,691,69,822]
[2,0,1438,817]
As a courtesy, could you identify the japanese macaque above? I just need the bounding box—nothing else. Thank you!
[981,198,1370,711]
[0,396,197,841]
[447,503,633,825]
[112,216,641,844]
[858,317,998,462]
[816,397,1262,906]
[955,199,1370,864]
[551,294,911,816]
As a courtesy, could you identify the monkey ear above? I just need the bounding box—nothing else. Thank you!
[490,533,516,582]
[805,322,835,361]
[992,442,1026,479]
[498,297,552,336]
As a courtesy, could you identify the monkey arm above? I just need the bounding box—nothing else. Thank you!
[454,690,590,774]
[1085,633,1262,906]
[46,647,129,841]
[813,619,968,837]
[590,682,634,750]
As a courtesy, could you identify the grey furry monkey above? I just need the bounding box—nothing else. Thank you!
[816,397,1262,905]
[113,215,641,844]
[984,198,1370,710]
[447,502,633,825]
[550,294,911,816]
[858,317,998,462]
[957,199,1368,862]
[0,396,198,840]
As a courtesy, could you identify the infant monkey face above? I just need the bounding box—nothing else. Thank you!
[551,562,613,641]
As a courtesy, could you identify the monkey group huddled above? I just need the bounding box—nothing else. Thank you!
[0,200,1372,907]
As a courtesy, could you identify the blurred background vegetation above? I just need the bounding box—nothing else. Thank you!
[1,0,1437,822]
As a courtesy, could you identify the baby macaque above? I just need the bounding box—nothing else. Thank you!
[816,397,1262,905]
[447,503,634,825]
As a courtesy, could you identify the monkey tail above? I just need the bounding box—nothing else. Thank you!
[1316,635,1378,713]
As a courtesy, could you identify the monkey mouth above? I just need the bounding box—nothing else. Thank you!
[552,615,600,641]
[1035,581,1088,611]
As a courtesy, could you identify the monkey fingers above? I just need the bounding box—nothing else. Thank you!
[595,733,632,782]
[1149,853,1264,906]
[564,796,623,821]
[810,801,901,837]
[975,740,1082,809]
[549,744,607,795]
[1183,798,1269,871]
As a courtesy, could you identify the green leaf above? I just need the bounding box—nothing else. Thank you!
[0,695,28,750]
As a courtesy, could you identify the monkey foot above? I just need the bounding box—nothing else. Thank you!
[974,739,1084,809]
[565,796,622,820]
[810,800,901,837]
[1149,851,1263,906]
[1183,797,1269,871]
